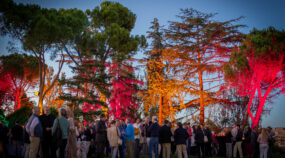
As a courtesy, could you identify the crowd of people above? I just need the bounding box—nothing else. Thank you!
[0,106,277,158]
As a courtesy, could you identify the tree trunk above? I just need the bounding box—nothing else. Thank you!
[198,69,204,125]
[158,94,162,125]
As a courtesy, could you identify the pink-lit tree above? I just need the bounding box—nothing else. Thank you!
[108,61,143,119]
[0,53,39,111]
[225,27,285,128]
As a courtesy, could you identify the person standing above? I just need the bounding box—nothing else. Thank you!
[244,127,253,156]
[133,118,142,158]
[225,128,233,158]
[204,126,212,157]
[144,117,152,154]
[81,124,91,158]
[266,126,275,158]
[39,106,55,158]
[0,121,8,158]
[186,122,192,157]
[26,106,43,158]
[148,116,160,158]
[66,107,78,158]
[195,125,205,158]
[251,127,259,158]
[95,114,107,157]
[118,119,127,158]
[159,120,172,158]
[258,129,269,158]
[233,125,243,158]
[125,118,135,158]
[174,122,189,158]
[107,120,121,158]
[52,108,69,158]
[11,120,23,158]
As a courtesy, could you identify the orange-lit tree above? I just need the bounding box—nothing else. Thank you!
[225,27,285,128]
[0,53,39,111]
[165,9,244,124]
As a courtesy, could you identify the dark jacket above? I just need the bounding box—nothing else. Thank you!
[195,129,205,144]
[95,120,107,143]
[11,124,23,141]
[82,128,92,141]
[148,122,159,137]
[225,132,232,143]
[145,121,152,137]
[236,129,243,141]
[205,128,212,143]
[159,125,172,143]
[0,123,8,143]
[40,114,55,140]
[174,127,189,145]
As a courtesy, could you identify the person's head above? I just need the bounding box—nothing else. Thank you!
[84,123,89,129]
[197,125,202,130]
[183,123,187,129]
[110,120,116,126]
[261,128,268,140]
[116,119,120,126]
[60,108,67,118]
[164,120,169,126]
[126,118,131,125]
[145,117,150,123]
[236,124,240,129]
[100,114,106,121]
[152,116,158,123]
[136,118,141,124]
[33,106,40,116]
[267,126,272,132]
[43,106,50,115]
[177,122,182,128]
[120,119,125,125]
[66,106,74,118]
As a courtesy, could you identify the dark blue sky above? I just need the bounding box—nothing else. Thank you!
[1,0,285,127]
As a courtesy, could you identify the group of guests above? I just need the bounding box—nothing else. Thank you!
[224,124,275,158]
[0,106,277,158]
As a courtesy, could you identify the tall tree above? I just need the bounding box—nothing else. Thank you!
[60,1,146,112]
[165,8,244,124]
[108,61,143,118]
[0,0,88,111]
[225,27,285,128]
[0,53,39,111]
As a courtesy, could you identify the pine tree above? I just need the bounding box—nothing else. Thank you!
[165,8,244,124]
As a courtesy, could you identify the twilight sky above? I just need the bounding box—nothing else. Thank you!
[0,0,285,127]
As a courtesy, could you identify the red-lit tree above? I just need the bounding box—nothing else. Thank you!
[225,27,285,128]
[0,53,39,111]
[108,61,143,119]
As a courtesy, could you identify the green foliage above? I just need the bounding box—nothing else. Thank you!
[60,1,146,109]
[50,106,58,117]
[241,27,285,56]
[0,53,39,80]
[6,106,32,127]
[0,109,8,126]
[0,0,88,52]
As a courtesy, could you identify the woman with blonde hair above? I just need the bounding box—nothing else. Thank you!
[66,107,78,158]
[257,129,269,158]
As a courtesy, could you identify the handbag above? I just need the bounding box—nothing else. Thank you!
[116,127,122,145]
[202,130,208,143]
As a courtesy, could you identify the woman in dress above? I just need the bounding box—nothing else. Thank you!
[66,107,77,158]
